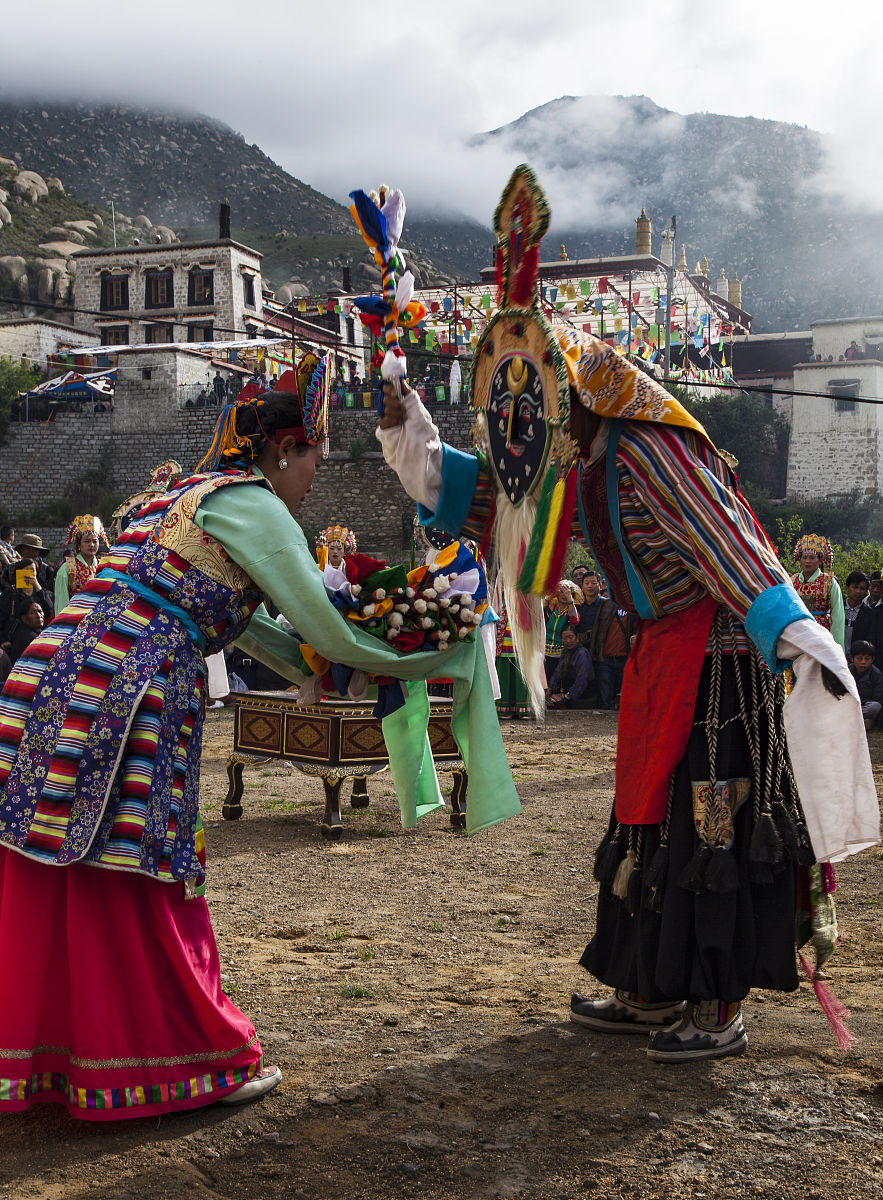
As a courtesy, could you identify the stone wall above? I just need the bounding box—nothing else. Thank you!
[0,403,477,561]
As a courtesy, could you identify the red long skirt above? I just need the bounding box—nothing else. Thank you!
[0,846,263,1121]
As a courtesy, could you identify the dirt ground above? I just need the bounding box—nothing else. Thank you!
[2,706,882,1200]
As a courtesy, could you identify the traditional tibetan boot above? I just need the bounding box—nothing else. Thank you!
[570,990,687,1033]
[647,1000,747,1062]
[219,1064,283,1105]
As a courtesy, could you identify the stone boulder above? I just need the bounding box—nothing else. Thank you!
[65,220,98,237]
[38,240,84,257]
[274,281,311,305]
[36,267,55,303]
[13,170,49,203]
[133,214,153,229]
[0,203,11,227]
[0,188,8,204]
[0,255,27,282]
[0,156,16,171]
[152,225,176,243]
[46,226,84,243]
[46,177,64,192]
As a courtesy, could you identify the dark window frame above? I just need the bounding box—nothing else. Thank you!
[188,267,214,306]
[144,269,174,310]
[242,273,255,307]
[829,377,860,413]
[100,274,129,311]
[186,322,215,343]
[144,322,175,344]
[102,325,129,346]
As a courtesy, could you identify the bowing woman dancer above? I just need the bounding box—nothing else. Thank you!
[0,358,518,1120]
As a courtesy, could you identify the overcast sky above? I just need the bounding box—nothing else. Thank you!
[2,0,880,218]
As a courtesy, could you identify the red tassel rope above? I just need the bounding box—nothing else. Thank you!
[798,952,856,1052]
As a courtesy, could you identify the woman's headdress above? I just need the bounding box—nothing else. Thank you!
[66,513,109,549]
[196,351,332,473]
[794,533,833,568]
[318,524,357,554]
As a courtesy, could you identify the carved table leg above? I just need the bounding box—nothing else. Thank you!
[321,776,344,840]
[222,756,246,820]
[449,768,468,829]
[350,776,370,808]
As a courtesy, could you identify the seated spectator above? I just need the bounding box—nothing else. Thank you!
[0,536,54,645]
[849,640,883,733]
[843,570,870,658]
[0,525,16,568]
[547,627,597,709]
[8,597,44,664]
[544,580,581,684]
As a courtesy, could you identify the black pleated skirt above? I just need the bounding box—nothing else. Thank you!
[580,650,805,1004]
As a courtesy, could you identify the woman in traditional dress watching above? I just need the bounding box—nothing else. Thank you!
[54,514,109,611]
[791,534,844,648]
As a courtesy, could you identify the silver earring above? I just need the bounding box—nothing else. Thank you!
[279,458,288,470]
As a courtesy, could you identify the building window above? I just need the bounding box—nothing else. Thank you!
[100,274,129,311]
[187,323,214,342]
[346,316,356,345]
[245,324,258,340]
[145,323,174,344]
[188,268,214,306]
[103,326,129,346]
[145,269,174,309]
[141,368,152,381]
[243,274,255,307]
[830,378,859,412]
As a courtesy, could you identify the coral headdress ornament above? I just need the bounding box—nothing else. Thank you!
[794,533,833,569]
[66,513,109,549]
[195,351,332,473]
[318,524,357,554]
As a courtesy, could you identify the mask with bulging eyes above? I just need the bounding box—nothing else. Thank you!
[486,353,549,506]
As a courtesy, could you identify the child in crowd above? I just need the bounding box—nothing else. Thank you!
[849,639,883,732]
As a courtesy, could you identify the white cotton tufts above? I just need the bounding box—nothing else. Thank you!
[381,349,407,380]
[421,617,434,629]
[423,587,437,599]
[434,575,451,593]
[395,270,415,313]
[386,627,399,640]
[414,599,427,614]
[362,603,376,618]
[381,188,406,245]
[439,597,451,608]
[438,629,450,641]
[458,593,474,608]
[388,611,403,627]
[438,640,450,651]
[394,602,410,613]
[351,583,361,596]
[458,627,469,639]
[406,587,415,598]
[374,588,386,600]
[427,601,439,612]
[449,604,460,615]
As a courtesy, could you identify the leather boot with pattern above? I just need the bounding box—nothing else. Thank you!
[647,1000,747,1062]
[570,990,687,1034]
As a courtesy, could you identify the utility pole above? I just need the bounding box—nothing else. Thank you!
[663,215,676,382]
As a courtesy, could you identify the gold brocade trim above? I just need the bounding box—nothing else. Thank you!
[151,474,259,591]
[0,1031,259,1069]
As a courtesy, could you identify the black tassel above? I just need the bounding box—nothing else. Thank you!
[749,810,783,865]
[795,825,816,867]
[593,837,622,885]
[749,860,776,885]
[642,845,669,913]
[772,800,799,857]
[704,847,740,893]
[678,844,712,893]
[625,864,644,916]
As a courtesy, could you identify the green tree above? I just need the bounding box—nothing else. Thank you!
[0,356,42,446]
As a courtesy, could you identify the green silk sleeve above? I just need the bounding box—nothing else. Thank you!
[195,480,520,834]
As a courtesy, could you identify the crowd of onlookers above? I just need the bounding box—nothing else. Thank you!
[841,568,883,733]
[543,566,635,712]
[0,525,58,681]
